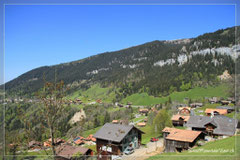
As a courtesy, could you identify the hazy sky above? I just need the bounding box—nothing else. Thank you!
[5,4,235,82]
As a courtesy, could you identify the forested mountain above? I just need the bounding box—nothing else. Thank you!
[5,26,240,97]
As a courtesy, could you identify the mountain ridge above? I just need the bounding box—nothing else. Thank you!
[5,26,240,97]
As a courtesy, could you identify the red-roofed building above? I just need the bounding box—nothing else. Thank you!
[162,127,203,152]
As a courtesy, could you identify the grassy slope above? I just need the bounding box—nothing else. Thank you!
[81,126,102,138]
[140,125,161,145]
[121,84,228,106]
[67,84,116,103]
[148,135,240,160]
[67,83,228,106]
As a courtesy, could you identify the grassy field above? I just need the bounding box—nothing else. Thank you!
[67,84,117,103]
[139,125,161,145]
[132,115,146,123]
[81,126,102,138]
[67,83,229,106]
[148,135,240,160]
[121,84,229,106]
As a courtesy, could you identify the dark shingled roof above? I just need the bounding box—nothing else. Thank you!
[93,123,144,143]
[216,106,235,110]
[186,115,238,136]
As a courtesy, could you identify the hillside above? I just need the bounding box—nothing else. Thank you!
[5,26,240,98]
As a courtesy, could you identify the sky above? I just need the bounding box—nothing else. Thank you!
[4,4,236,83]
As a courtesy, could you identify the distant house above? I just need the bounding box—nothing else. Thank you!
[86,134,96,142]
[28,140,42,150]
[137,122,146,127]
[144,118,148,122]
[171,115,190,126]
[178,107,191,115]
[118,104,124,108]
[112,120,119,124]
[227,97,235,104]
[186,115,238,136]
[139,109,149,115]
[190,103,203,108]
[56,144,93,160]
[162,127,203,152]
[209,97,219,104]
[205,108,228,116]
[220,100,231,105]
[216,106,235,113]
[94,123,144,159]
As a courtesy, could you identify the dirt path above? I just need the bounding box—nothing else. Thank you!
[121,139,164,160]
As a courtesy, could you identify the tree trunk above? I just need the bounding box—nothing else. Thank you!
[50,126,56,159]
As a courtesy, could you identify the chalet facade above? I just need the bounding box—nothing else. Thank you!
[178,107,191,115]
[171,115,190,126]
[94,123,144,159]
[162,127,202,152]
[186,115,239,136]
[209,97,219,104]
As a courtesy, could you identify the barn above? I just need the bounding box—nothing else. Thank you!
[162,127,202,152]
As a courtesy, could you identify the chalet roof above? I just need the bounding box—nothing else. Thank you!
[205,108,228,115]
[112,120,119,123]
[86,134,96,142]
[162,127,201,142]
[28,140,41,147]
[137,122,146,126]
[93,123,144,143]
[216,106,235,110]
[186,115,238,136]
[204,120,218,127]
[190,103,203,106]
[178,107,191,111]
[56,144,90,159]
[171,115,190,122]
[139,109,149,112]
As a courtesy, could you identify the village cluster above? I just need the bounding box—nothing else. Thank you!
[8,96,240,160]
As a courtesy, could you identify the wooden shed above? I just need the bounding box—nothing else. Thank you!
[162,127,202,152]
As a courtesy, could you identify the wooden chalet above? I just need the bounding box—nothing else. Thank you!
[139,109,149,115]
[208,97,219,104]
[28,140,42,150]
[73,136,85,145]
[171,115,190,126]
[94,123,144,159]
[178,107,191,115]
[227,97,235,104]
[220,100,231,105]
[190,103,203,108]
[56,144,93,160]
[137,122,146,127]
[112,120,119,124]
[216,106,235,113]
[162,127,203,152]
[205,108,228,116]
[86,134,96,142]
[186,115,239,136]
